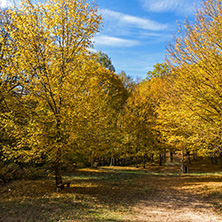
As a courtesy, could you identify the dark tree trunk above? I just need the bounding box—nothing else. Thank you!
[181,149,184,173]
[220,152,222,168]
[101,157,105,166]
[55,148,63,186]
[116,158,119,166]
[55,117,63,187]
[143,154,146,169]
[114,157,117,166]
[135,156,139,168]
[187,151,191,163]
[121,158,126,166]
[163,149,166,163]
[211,156,214,164]
[170,152,173,162]
[151,153,154,162]
[214,152,218,165]
[91,151,94,168]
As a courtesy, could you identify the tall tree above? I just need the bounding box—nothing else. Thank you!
[1,0,102,186]
[161,0,222,158]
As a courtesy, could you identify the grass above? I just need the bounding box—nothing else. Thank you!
[0,167,154,222]
[1,160,222,221]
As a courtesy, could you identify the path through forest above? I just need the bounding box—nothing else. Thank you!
[132,175,222,222]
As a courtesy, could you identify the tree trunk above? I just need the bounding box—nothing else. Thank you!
[181,149,184,173]
[55,117,63,188]
[55,148,63,186]
[170,152,173,162]
[110,156,114,166]
[159,154,163,166]
[121,158,126,166]
[211,155,214,164]
[114,157,117,166]
[143,154,146,168]
[151,153,154,162]
[135,156,139,168]
[187,151,191,163]
[116,157,119,166]
[163,149,166,163]
[214,152,218,165]
[193,150,198,161]
[220,152,222,168]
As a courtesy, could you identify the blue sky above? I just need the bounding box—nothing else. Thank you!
[94,0,201,79]
[1,0,201,79]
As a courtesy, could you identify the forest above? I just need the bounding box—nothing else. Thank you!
[0,0,222,221]
[0,0,222,186]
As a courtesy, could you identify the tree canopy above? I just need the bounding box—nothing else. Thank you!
[1,0,222,187]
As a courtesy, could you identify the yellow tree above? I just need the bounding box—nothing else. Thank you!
[66,60,127,167]
[119,74,168,167]
[0,9,28,166]
[2,0,102,186]
[156,79,203,167]
[161,0,222,161]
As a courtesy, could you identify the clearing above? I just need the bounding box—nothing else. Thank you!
[0,160,222,221]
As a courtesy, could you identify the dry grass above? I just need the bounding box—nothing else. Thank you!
[0,167,151,221]
[0,160,222,221]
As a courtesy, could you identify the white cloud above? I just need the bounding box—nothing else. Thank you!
[93,35,140,47]
[0,0,21,8]
[100,9,168,31]
[139,0,197,14]
[0,0,7,7]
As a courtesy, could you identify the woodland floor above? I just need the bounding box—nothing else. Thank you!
[1,159,222,221]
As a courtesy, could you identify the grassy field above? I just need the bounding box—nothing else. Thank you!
[0,159,222,221]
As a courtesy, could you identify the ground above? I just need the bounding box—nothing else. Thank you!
[0,158,222,221]
[133,175,222,221]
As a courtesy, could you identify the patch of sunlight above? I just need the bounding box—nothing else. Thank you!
[64,175,100,180]
[188,172,222,176]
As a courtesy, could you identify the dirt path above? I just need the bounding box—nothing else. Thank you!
[132,176,222,222]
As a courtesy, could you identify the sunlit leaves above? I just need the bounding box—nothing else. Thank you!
[0,0,103,185]
[160,0,222,155]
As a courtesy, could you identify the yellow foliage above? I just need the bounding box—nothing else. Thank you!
[159,0,222,154]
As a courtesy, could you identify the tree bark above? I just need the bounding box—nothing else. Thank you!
[151,153,154,162]
[211,155,214,164]
[187,151,191,163]
[55,147,63,186]
[55,117,63,187]
[110,156,114,166]
[143,154,146,168]
[181,149,184,173]
[170,152,173,162]
[135,156,139,168]
[214,152,218,165]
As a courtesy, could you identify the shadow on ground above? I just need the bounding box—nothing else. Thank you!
[0,166,222,221]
